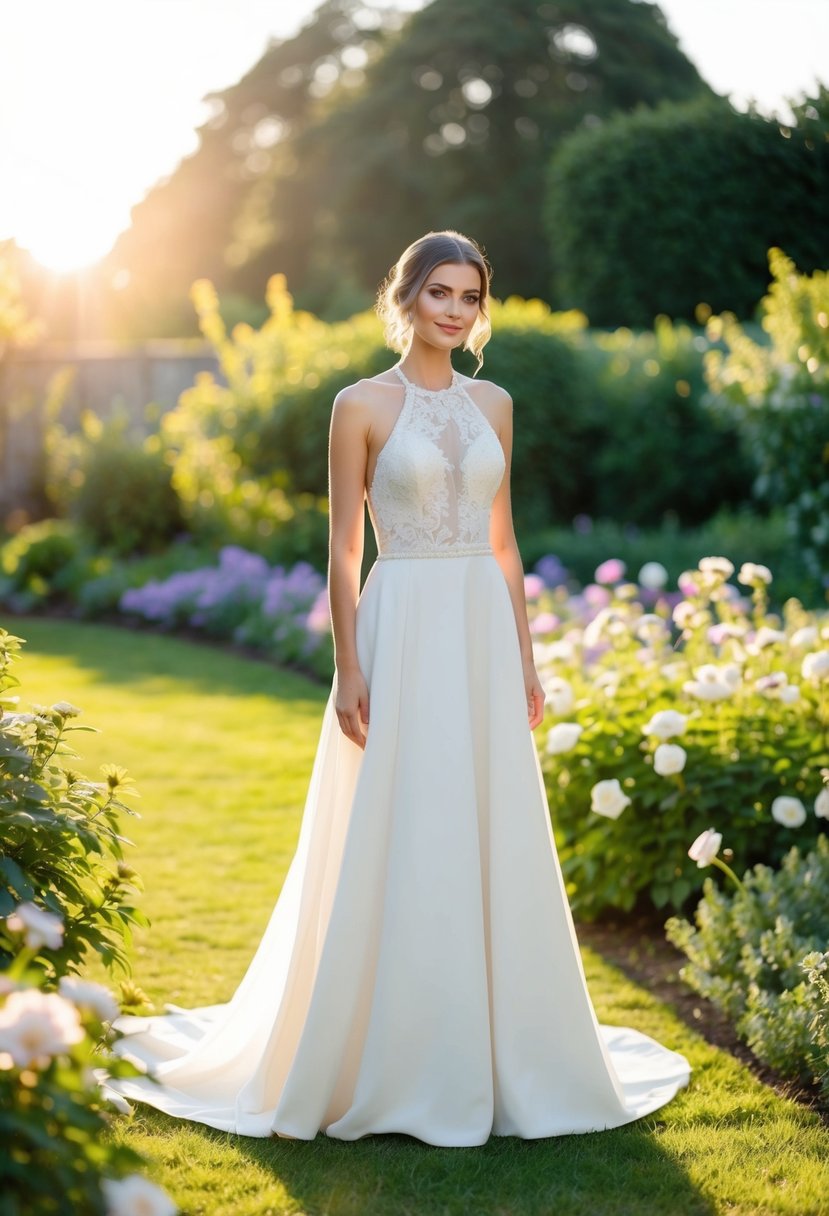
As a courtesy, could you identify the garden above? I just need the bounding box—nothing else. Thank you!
[2,2,829,1211]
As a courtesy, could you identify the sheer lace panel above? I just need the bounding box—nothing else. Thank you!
[367,364,506,559]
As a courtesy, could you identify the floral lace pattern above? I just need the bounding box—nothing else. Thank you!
[367,365,506,558]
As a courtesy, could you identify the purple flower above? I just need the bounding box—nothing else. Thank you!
[534,554,568,588]
[530,612,560,635]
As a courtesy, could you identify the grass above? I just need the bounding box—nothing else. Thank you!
[11,617,829,1216]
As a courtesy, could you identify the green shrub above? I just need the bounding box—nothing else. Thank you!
[46,410,184,557]
[0,628,149,977]
[0,627,174,1215]
[0,520,91,611]
[704,248,829,584]
[532,556,829,918]
[666,837,829,1096]
[544,92,829,326]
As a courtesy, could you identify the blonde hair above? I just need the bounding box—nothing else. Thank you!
[375,230,492,375]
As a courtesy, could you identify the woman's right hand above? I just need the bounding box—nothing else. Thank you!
[334,666,370,749]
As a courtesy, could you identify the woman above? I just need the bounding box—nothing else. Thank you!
[108,230,690,1145]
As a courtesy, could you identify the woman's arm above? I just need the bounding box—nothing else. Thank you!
[327,385,371,748]
[488,390,546,730]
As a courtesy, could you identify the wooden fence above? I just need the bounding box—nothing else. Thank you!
[0,341,220,519]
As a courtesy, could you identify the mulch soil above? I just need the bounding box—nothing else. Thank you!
[577,915,828,1125]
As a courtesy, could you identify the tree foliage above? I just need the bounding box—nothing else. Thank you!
[104,0,710,335]
[544,89,829,326]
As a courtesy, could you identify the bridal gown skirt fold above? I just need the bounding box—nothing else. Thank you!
[107,553,690,1145]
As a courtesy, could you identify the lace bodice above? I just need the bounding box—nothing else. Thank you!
[367,364,506,560]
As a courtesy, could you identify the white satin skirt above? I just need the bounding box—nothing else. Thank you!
[105,553,690,1145]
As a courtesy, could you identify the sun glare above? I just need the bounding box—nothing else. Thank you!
[21,197,121,274]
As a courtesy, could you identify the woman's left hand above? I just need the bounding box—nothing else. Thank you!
[523,658,546,730]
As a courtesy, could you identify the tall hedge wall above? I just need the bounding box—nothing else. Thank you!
[544,94,829,326]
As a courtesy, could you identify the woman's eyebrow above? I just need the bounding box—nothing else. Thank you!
[427,281,481,293]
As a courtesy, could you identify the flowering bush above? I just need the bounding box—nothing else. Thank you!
[704,248,829,584]
[529,554,829,918]
[666,835,829,1098]
[119,546,333,680]
[0,629,149,976]
[1,908,175,1216]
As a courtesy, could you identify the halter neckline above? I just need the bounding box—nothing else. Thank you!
[393,363,459,395]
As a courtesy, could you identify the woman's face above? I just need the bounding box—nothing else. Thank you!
[411,261,483,350]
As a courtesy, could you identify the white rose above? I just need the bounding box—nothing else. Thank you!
[653,743,687,776]
[5,902,64,950]
[688,828,722,867]
[778,684,801,704]
[545,723,583,755]
[543,677,574,717]
[590,778,631,820]
[737,562,772,586]
[790,625,819,648]
[771,796,807,828]
[699,556,734,579]
[58,977,121,1023]
[749,626,786,651]
[802,650,829,683]
[101,1175,178,1216]
[0,989,84,1068]
[815,788,829,820]
[642,709,688,739]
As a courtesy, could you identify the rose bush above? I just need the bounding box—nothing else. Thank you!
[527,555,829,918]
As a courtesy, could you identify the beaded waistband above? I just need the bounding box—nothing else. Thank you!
[377,544,494,561]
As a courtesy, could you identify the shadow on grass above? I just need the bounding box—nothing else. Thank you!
[211,1115,716,1216]
[12,616,328,705]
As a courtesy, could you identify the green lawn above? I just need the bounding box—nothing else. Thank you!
[11,617,829,1216]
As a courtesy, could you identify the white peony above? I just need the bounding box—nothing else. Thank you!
[545,723,583,755]
[790,625,819,649]
[101,1174,178,1216]
[642,709,688,739]
[58,977,121,1024]
[771,796,807,828]
[653,743,687,776]
[0,989,84,1067]
[754,672,790,698]
[543,676,574,717]
[815,788,829,820]
[699,556,734,579]
[590,779,631,820]
[5,902,64,950]
[684,663,739,701]
[737,562,772,586]
[802,650,829,683]
[688,828,722,868]
[748,626,786,651]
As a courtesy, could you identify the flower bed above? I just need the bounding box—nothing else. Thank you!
[528,554,829,918]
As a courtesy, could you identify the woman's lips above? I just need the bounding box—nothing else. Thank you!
[436,323,462,333]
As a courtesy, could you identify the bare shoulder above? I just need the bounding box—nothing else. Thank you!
[333,373,400,411]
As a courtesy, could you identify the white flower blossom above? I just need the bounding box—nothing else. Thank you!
[683,663,740,701]
[0,989,84,1067]
[748,626,787,652]
[642,710,688,739]
[545,722,583,755]
[58,977,121,1024]
[635,613,669,643]
[815,788,829,820]
[699,556,734,580]
[5,903,64,950]
[778,684,801,704]
[543,676,574,717]
[653,743,687,776]
[802,650,829,683]
[101,1174,178,1216]
[672,602,697,629]
[755,672,790,698]
[590,778,631,820]
[771,796,807,828]
[791,625,819,649]
[737,562,772,586]
[50,701,82,718]
[688,828,722,867]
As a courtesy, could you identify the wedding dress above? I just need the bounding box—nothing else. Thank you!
[105,363,690,1145]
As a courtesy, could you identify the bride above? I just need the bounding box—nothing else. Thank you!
[107,229,690,1145]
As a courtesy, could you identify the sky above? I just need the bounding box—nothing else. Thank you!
[0,0,826,272]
